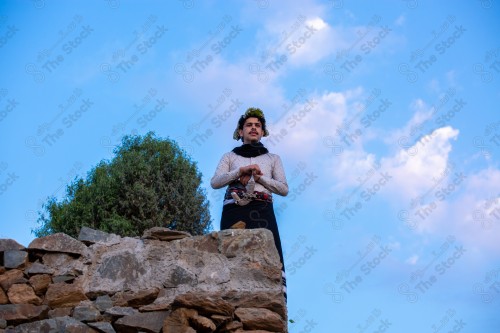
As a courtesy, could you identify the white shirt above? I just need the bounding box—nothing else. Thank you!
[211,151,289,197]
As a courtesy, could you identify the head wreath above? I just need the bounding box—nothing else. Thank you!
[233,107,269,140]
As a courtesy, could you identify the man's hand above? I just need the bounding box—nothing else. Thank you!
[240,174,251,186]
[239,164,263,185]
[239,164,262,176]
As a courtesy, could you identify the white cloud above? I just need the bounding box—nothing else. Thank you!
[264,87,367,162]
[382,126,460,201]
[384,98,434,147]
[412,168,500,254]
[285,17,336,66]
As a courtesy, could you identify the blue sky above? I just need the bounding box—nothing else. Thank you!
[1,0,499,331]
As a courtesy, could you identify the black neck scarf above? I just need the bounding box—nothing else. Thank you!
[232,142,269,158]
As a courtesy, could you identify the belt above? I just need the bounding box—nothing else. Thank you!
[224,187,273,204]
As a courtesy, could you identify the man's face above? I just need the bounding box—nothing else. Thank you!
[239,117,263,144]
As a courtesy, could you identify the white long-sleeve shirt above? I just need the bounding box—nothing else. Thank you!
[211,151,289,197]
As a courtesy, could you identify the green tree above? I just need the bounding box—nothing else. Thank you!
[34,132,211,238]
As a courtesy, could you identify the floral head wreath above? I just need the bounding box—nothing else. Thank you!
[233,107,270,140]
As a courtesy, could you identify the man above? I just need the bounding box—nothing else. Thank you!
[211,107,289,300]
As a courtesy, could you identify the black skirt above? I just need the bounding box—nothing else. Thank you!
[220,200,285,272]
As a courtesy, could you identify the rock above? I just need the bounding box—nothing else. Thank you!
[104,306,139,317]
[84,238,149,294]
[0,304,49,325]
[56,316,99,332]
[25,262,54,275]
[210,314,231,327]
[190,313,217,332]
[0,239,25,252]
[222,291,287,319]
[0,269,26,291]
[234,330,279,333]
[87,321,116,333]
[94,295,113,312]
[7,318,59,333]
[142,227,191,241]
[234,307,284,332]
[219,229,280,264]
[42,252,85,276]
[184,234,219,254]
[72,304,102,322]
[52,275,75,283]
[7,284,42,305]
[111,288,159,307]
[28,233,87,256]
[114,310,169,333]
[45,282,88,308]
[139,302,171,312]
[78,227,120,245]
[3,250,28,269]
[0,288,8,304]
[222,320,244,331]
[163,265,197,288]
[48,307,72,318]
[173,293,234,317]
[28,274,52,295]
[12,316,98,333]
[1,229,288,332]
[162,308,197,333]
[0,318,6,329]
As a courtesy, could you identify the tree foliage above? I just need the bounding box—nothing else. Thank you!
[34,132,212,238]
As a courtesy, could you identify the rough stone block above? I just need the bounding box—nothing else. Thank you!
[72,304,102,322]
[94,294,113,312]
[235,307,284,332]
[0,288,8,304]
[114,310,169,333]
[0,239,25,252]
[78,227,120,245]
[87,321,116,333]
[25,262,54,275]
[28,274,51,295]
[111,288,159,307]
[12,316,98,333]
[7,284,42,305]
[104,306,139,317]
[0,269,26,291]
[142,227,191,241]
[28,233,87,256]
[173,292,234,317]
[45,282,88,308]
[3,250,28,269]
[0,304,49,325]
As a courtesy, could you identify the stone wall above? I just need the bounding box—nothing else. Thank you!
[0,227,288,332]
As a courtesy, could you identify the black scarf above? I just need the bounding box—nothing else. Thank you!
[232,142,269,157]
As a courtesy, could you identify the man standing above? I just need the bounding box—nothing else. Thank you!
[211,107,289,300]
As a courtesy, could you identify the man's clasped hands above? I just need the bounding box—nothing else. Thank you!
[239,164,262,186]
